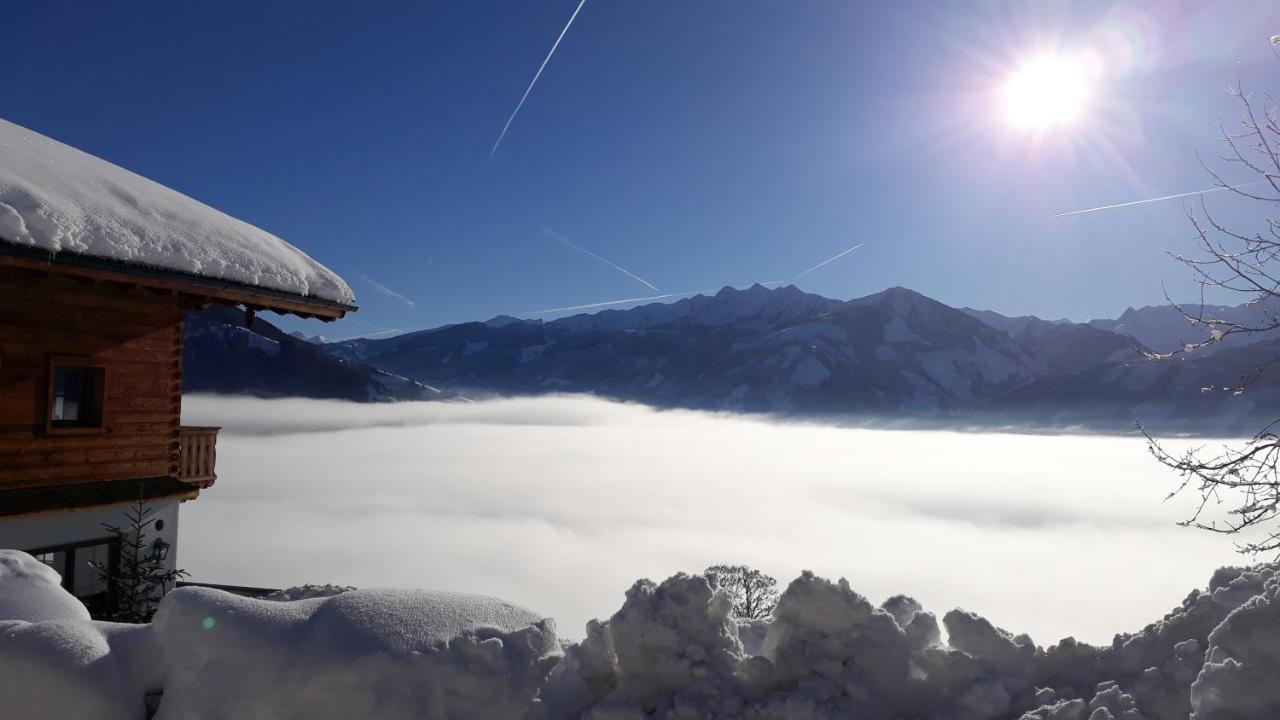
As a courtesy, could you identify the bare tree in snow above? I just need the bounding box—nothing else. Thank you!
[1146,58,1280,554]
[705,564,779,620]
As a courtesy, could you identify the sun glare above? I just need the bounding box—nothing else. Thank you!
[1001,53,1094,132]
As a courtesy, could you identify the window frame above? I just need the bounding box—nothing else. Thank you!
[27,536,121,601]
[45,355,108,434]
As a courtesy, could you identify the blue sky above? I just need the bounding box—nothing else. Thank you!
[4,1,1278,337]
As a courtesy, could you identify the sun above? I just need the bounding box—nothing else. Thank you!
[1001,53,1094,132]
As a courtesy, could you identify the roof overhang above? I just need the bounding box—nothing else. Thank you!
[0,477,199,519]
[0,240,357,321]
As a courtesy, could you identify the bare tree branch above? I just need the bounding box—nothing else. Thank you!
[1150,63,1280,555]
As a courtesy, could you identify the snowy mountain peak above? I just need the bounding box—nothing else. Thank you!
[485,315,525,328]
[853,285,930,304]
[846,287,955,320]
[716,282,788,297]
[548,283,841,333]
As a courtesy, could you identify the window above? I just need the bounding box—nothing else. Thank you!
[26,538,119,613]
[46,357,106,431]
[34,550,67,574]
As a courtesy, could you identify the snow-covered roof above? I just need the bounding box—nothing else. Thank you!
[0,119,354,305]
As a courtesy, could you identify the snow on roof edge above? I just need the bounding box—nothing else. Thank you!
[0,238,357,315]
[0,119,356,305]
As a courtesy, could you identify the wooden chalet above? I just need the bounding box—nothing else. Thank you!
[0,119,354,608]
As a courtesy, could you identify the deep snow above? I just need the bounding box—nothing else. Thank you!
[3,549,1279,719]
[0,118,352,303]
[0,548,92,623]
[0,550,164,720]
[153,586,559,719]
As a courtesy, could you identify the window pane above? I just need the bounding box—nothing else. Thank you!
[35,551,69,584]
[53,368,70,421]
[73,543,110,596]
[51,366,100,426]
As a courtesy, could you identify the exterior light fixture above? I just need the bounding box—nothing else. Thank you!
[151,538,171,562]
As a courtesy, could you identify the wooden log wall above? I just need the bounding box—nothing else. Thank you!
[0,265,187,489]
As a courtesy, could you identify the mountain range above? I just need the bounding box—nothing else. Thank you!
[184,305,447,402]
[182,285,1280,433]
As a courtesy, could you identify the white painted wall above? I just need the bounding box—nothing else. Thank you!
[0,501,182,576]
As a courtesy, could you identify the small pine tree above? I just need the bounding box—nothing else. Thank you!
[89,499,188,622]
[705,564,779,620]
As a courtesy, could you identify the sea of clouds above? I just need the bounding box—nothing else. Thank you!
[180,394,1249,646]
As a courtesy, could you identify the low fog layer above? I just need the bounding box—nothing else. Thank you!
[181,394,1244,645]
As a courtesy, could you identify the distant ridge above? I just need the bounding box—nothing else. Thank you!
[184,306,447,402]
[186,285,1280,433]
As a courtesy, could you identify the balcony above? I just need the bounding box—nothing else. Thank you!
[177,426,219,488]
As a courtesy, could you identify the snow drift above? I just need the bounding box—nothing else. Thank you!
[0,547,91,623]
[152,586,560,719]
[0,118,352,303]
[0,550,163,720]
[534,565,1280,720]
[2,549,1279,719]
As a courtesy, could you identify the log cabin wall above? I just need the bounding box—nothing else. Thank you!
[0,264,186,490]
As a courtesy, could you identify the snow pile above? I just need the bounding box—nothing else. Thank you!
[536,566,1280,720]
[759,573,920,716]
[152,586,560,719]
[0,550,164,720]
[1016,564,1280,720]
[0,547,91,622]
[4,548,1280,719]
[538,574,749,719]
[0,620,165,720]
[735,617,771,656]
[537,571,1032,719]
[0,119,353,304]
[1190,566,1280,719]
[262,583,356,601]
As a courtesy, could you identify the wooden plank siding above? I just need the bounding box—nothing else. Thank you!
[0,265,188,490]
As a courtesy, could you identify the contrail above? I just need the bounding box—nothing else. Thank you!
[327,318,416,342]
[329,327,417,342]
[1052,181,1266,218]
[489,0,588,159]
[544,227,661,292]
[355,273,417,308]
[791,242,864,280]
[529,292,689,316]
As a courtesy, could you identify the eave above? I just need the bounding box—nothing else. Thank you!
[0,240,357,321]
[0,477,200,519]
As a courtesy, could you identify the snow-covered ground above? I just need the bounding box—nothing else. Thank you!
[180,394,1251,647]
[5,545,1278,719]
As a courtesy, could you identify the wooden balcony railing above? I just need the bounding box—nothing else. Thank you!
[177,426,219,488]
